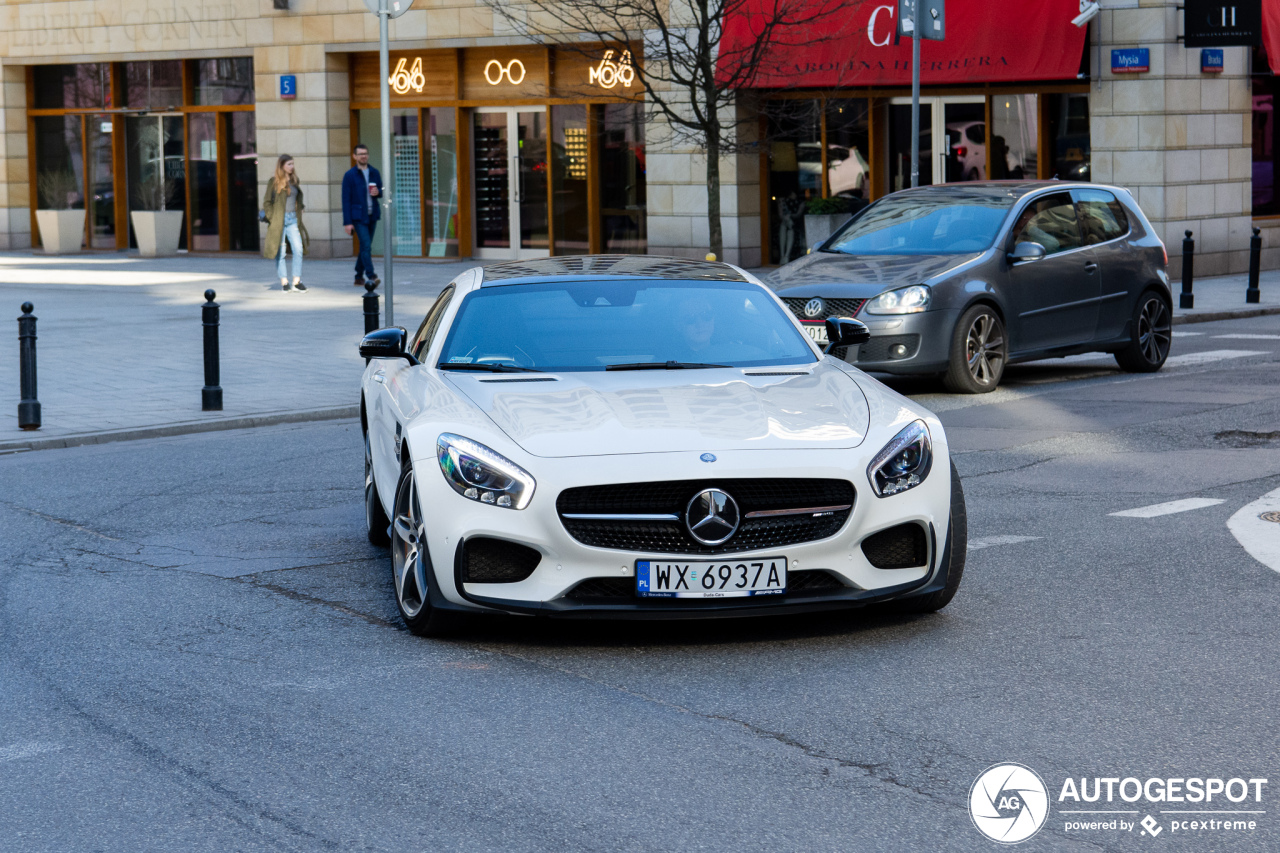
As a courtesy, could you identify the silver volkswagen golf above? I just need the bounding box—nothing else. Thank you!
[771,182,1172,393]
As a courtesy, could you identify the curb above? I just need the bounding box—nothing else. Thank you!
[0,405,360,455]
[1173,305,1280,325]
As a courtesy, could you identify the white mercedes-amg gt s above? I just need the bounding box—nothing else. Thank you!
[359,256,966,635]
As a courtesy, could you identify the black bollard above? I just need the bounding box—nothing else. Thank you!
[1180,230,1195,310]
[1247,226,1262,305]
[202,289,223,411]
[18,302,40,430]
[363,280,380,334]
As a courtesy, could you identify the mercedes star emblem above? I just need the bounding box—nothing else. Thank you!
[685,488,740,546]
[803,297,826,318]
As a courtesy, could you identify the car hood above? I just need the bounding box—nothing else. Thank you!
[770,251,985,297]
[445,361,870,458]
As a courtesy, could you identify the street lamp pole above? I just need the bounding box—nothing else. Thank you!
[377,0,395,328]
[909,0,921,189]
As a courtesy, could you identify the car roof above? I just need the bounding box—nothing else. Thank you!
[883,181,1110,204]
[478,255,749,285]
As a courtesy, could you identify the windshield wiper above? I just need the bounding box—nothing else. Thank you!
[437,362,541,373]
[605,360,730,371]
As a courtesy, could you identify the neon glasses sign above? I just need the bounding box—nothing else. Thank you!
[388,50,635,94]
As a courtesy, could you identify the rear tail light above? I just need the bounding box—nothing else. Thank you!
[1160,241,1168,266]
[956,146,967,157]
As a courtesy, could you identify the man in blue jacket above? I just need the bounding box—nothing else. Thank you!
[342,143,382,287]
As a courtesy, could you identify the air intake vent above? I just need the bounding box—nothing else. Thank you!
[462,537,541,583]
[860,523,928,569]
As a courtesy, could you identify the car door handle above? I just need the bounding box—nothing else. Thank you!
[373,371,387,384]
[1083,262,1098,273]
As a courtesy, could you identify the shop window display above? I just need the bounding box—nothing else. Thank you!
[767,100,822,264]
[599,103,646,253]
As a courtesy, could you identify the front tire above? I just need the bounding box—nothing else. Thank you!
[1114,290,1171,372]
[390,463,461,637]
[943,304,1006,393]
[893,460,968,614]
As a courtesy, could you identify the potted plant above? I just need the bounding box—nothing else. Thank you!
[35,170,85,254]
[130,172,184,257]
[803,196,859,250]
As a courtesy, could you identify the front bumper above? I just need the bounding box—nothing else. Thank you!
[414,441,954,620]
[802,309,959,375]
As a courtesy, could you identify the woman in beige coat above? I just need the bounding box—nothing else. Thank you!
[261,154,310,292]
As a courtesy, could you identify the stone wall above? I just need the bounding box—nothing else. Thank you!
[1092,0,1253,278]
[0,63,30,250]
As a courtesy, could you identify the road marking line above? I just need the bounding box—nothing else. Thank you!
[968,535,1041,551]
[1171,331,1204,337]
[1164,349,1269,367]
[1212,333,1280,340]
[1110,498,1224,518]
[1227,486,1280,575]
[0,742,64,762]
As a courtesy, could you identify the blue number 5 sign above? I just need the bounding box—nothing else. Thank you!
[280,75,297,100]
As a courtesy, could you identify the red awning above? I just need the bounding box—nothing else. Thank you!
[719,0,1088,89]
[1265,0,1280,72]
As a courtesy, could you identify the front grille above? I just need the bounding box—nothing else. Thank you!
[563,569,845,601]
[860,523,928,569]
[781,297,866,322]
[461,537,542,583]
[557,478,855,555]
[858,334,921,363]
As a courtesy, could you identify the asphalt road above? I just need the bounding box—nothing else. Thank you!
[2,313,1278,852]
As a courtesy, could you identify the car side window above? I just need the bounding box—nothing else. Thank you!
[412,285,455,360]
[1010,193,1082,255]
[1073,188,1128,245]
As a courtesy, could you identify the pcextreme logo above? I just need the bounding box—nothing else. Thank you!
[970,764,1269,844]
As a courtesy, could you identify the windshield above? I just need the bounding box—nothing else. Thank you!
[437,280,817,372]
[825,192,1012,255]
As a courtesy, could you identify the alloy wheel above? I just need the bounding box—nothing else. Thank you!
[1137,296,1171,365]
[392,471,428,619]
[965,313,1005,387]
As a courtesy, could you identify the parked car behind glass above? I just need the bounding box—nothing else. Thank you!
[771,182,1171,393]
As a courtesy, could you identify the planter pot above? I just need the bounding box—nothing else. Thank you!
[35,209,85,254]
[803,213,852,249]
[131,210,185,257]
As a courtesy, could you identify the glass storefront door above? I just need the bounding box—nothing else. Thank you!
[472,107,549,259]
[125,113,186,249]
[888,97,986,188]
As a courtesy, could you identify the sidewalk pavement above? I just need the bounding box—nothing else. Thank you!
[0,252,468,452]
[1,250,1276,453]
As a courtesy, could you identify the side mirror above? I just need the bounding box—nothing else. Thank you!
[824,317,871,352]
[1008,241,1046,264]
[360,327,418,364]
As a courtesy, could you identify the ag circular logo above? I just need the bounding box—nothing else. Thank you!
[969,763,1049,844]
[803,297,826,318]
[685,488,740,545]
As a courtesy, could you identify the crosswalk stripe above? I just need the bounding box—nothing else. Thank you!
[1110,498,1224,518]
[1211,333,1280,340]
[968,535,1041,551]
[1163,350,1268,367]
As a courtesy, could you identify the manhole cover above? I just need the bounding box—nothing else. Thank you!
[1261,511,1280,524]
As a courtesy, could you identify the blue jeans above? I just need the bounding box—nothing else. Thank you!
[276,212,303,280]
[354,220,378,281]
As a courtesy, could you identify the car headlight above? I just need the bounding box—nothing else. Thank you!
[437,433,536,509]
[867,420,933,497]
[865,285,931,315]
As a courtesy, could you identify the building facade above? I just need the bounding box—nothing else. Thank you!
[0,0,1274,274]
